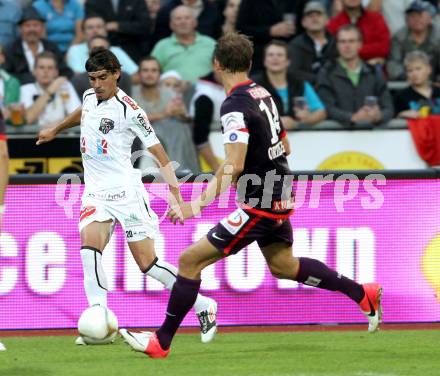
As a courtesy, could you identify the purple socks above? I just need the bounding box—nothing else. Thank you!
[156,275,201,350]
[296,257,365,303]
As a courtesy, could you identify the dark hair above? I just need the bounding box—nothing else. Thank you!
[214,32,253,73]
[35,51,58,69]
[138,56,162,72]
[263,40,289,58]
[85,47,121,73]
[88,35,110,50]
[336,24,363,41]
[82,14,105,31]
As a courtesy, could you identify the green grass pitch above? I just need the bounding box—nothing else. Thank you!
[1,330,439,376]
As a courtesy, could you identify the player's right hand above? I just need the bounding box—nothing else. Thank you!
[36,127,57,145]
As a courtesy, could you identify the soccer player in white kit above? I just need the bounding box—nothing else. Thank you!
[36,48,217,343]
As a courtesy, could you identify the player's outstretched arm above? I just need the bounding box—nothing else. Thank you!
[36,106,82,145]
[148,143,183,217]
[168,142,247,223]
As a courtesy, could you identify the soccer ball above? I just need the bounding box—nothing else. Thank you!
[77,305,118,345]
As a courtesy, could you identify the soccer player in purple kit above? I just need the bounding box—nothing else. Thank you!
[120,32,383,358]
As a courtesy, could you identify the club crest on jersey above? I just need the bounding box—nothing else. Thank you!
[122,95,139,110]
[99,118,115,134]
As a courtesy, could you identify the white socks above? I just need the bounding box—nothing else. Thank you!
[80,247,108,307]
[145,258,214,313]
[80,248,213,313]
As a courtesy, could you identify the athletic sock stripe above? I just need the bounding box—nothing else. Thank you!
[93,250,107,291]
[153,263,177,279]
[81,246,102,254]
[142,256,159,274]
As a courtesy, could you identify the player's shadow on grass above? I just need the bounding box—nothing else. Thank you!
[1,367,52,376]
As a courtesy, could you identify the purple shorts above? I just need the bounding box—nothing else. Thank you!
[207,208,293,255]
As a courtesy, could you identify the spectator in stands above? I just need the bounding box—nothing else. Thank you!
[132,56,199,173]
[332,0,382,14]
[253,40,326,130]
[0,0,22,47]
[189,65,224,172]
[33,0,84,54]
[20,51,80,128]
[327,0,391,66]
[3,7,73,85]
[375,0,414,35]
[146,0,161,34]
[153,0,222,45]
[395,51,440,118]
[236,0,295,73]
[159,70,195,108]
[222,0,240,34]
[0,45,21,121]
[388,1,440,82]
[317,25,393,127]
[288,1,338,85]
[66,16,138,78]
[152,6,216,83]
[71,37,132,97]
[85,0,150,62]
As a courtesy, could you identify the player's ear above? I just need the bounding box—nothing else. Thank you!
[114,69,121,82]
[213,58,221,72]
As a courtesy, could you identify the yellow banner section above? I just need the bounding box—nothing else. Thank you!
[9,158,83,174]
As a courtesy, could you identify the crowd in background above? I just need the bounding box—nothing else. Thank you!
[1,0,440,172]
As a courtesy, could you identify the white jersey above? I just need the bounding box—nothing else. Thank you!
[80,88,160,194]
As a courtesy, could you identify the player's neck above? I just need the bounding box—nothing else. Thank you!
[222,72,250,94]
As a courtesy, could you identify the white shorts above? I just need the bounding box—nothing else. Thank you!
[79,186,159,242]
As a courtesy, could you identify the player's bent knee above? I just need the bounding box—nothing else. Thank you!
[268,259,299,280]
[178,249,203,276]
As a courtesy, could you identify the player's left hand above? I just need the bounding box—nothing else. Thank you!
[167,201,199,224]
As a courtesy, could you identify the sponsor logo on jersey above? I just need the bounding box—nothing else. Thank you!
[80,137,87,153]
[247,86,271,99]
[272,197,295,211]
[80,206,96,222]
[220,208,249,235]
[86,190,126,201]
[122,95,139,110]
[97,139,108,155]
[99,118,115,134]
[268,140,285,160]
[132,114,153,137]
[124,213,143,226]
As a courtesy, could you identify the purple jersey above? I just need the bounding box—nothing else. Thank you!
[220,80,293,216]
